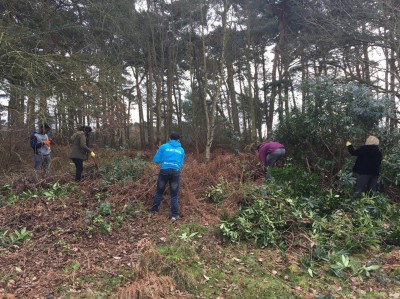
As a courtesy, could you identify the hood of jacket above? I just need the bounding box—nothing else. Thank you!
[168,140,181,147]
[71,131,85,141]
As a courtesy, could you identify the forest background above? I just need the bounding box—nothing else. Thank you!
[0,0,399,166]
[1,0,400,298]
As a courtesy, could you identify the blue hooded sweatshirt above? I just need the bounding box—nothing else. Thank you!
[153,140,185,170]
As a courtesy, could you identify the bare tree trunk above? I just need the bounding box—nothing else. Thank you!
[268,51,278,138]
[253,57,261,140]
[301,53,307,114]
[27,94,36,131]
[126,95,132,142]
[8,84,24,128]
[155,76,162,146]
[173,82,182,128]
[226,63,240,135]
[166,33,174,134]
[245,26,256,142]
[262,52,268,139]
[134,69,145,148]
[203,0,229,162]
[147,52,155,148]
[362,24,370,84]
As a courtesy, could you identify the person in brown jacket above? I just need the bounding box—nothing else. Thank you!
[69,126,95,181]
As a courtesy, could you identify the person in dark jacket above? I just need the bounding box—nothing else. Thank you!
[31,123,51,181]
[346,135,382,198]
[151,133,185,221]
[69,126,95,181]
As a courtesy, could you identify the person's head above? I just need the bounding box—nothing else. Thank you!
[170,133,180,141]
[365,135,379,146]
[39,123,51,134]
[79,125,92,133]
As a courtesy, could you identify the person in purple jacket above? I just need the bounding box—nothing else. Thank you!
[257,141,285,173]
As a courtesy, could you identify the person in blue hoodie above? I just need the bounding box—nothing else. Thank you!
[151,133,185,221]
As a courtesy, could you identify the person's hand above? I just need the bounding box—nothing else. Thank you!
[346,141,351,147]
[43,140,51,146]
[90,152,96,158]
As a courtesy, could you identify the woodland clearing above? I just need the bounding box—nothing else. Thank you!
[1,147,400,299]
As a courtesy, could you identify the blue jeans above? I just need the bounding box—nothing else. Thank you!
[266,148,285,167]
[34,154,51,180]
[151,169,181,217]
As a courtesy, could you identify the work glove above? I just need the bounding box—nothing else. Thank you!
[346,141,351,147]
[90,152,96,158]
[43,140,51,146]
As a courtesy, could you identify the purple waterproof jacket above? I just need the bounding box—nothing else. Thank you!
[258,142,284,165]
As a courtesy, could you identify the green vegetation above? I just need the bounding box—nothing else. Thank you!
[0,227,31,248]
[99,153,147,184]
[1,182,75,206]
[219,166,400,285]
[1,148,399,298]
[205,177,229,204]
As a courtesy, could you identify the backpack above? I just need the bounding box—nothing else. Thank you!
[30,132,38,151]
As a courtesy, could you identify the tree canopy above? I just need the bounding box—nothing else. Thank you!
[0,0,399,156]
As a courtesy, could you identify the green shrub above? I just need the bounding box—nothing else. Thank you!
[269,166,320,197]
[220,176,399,254]
[381,150,400,187]
[220,191,296,248]
[205,177,229,204]
[99,154,146,182]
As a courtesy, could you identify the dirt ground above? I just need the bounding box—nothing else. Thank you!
[1,150,399,298]
[0,150,258,298]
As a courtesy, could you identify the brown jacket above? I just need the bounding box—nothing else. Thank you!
[69,131,92,160]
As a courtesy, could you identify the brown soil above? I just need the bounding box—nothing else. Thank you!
[1,149,399,298]
[0,149,259,298]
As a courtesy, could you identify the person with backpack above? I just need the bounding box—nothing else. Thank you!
[151,133,185,221]
[346,136,382,198]
[30,123,52,181]
[69,126,95,182]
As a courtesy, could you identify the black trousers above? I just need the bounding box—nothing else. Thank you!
[71,158,84,181]
[355,174,378,198]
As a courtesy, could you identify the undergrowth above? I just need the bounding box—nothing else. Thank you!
[0,182,75,206]
[99,152,147,183]
[1,151,399,298]
[219,166,400,281]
